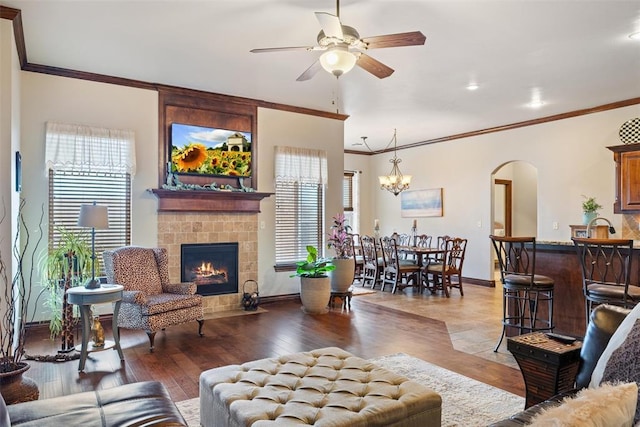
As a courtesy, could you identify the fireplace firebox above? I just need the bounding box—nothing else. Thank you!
[181,243,238,296]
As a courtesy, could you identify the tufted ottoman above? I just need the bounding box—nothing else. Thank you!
[199,347,441,427]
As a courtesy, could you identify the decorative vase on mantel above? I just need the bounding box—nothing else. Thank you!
[0,362,39,404]
[329,258,355,293]
[582,211,597,225]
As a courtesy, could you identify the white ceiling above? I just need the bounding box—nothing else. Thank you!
[4,0,640,151]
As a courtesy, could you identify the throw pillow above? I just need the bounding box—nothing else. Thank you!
[600,318,640,423]
[590,302,640,388]
[527,382,638,427]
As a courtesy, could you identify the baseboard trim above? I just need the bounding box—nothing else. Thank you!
[259,293,300,305]
[464,277,496,288]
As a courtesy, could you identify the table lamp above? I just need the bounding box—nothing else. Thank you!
[77,202,109,289]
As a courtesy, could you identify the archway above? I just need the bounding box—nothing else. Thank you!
[491,161,538,274]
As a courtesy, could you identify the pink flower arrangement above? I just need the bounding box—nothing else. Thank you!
[327,213,352,259]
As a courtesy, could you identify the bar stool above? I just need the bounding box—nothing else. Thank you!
[490,235,555,352]
[572,237,640,326]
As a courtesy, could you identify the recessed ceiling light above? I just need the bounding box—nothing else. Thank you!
[466,83,479,91]
[629,32,640,40]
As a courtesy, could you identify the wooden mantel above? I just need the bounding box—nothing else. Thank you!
[149,189,272,213]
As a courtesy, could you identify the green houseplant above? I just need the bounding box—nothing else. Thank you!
[291,246,335,314]
[41,227,92,351]
[327,213,355,292]
[581,195,603,225]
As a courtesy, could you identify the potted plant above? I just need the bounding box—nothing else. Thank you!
[41,227,92,351]
[0,200,41,403]
[290,246,335,314]
[582,195,603,225]
[327,213,355,292]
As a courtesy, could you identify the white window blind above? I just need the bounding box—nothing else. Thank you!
[45,122,134,268]
[49,171,131,257]
[343,172,354,211]
[274,146,327,268]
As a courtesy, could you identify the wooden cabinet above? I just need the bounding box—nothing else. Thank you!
[608,143,640,213]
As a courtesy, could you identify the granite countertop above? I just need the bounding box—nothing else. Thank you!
[536,239,640,249]
[537,240,573,246]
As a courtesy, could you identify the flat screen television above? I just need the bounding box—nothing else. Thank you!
[170,123,252,177]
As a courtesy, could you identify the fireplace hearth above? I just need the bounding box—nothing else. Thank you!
[181,243,238,296]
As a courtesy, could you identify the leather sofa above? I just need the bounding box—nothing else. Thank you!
[0,381,187,426]
[490,304,631,426]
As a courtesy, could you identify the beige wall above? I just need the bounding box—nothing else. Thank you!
[0,18,21,327]
[346,104,640,283]
[257,107,344,296]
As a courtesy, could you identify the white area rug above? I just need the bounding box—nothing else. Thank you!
[176,353,524,426]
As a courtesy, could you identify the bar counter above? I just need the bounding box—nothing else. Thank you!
[535,240,639,337]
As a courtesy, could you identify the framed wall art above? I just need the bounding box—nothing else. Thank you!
[401,188,443,217]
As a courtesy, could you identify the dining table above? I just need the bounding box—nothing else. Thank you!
[397,245,445,267]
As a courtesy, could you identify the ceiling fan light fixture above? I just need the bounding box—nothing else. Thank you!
[319,45,356,77]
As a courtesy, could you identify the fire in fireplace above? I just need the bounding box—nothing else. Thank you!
[181,243,238,296]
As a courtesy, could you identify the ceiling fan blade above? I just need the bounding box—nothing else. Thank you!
[315,12,344,39]
[296,60,323,82]
[361,31,426,49]
[356,53,394,79]
[250,46,317,53]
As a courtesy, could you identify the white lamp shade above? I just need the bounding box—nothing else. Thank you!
[78,204,109,229]
[319,45,357,77]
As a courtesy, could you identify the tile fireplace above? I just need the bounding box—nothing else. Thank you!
[157,212,258,314]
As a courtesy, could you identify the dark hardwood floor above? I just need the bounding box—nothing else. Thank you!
[22,285,525,403]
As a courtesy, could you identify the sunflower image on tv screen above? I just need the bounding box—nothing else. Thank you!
[170,123,252,177]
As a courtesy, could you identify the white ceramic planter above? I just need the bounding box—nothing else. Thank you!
[300,276,330,314]
[330,258,355,292]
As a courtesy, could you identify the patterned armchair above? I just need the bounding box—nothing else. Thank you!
[103,246,204,352]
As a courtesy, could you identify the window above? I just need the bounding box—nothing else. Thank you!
[274,146,327,268]
[48,170,131,256]
[343,170,360,234]
[45,122,136,270]
[343,172,354,212]
[275,181,323,266]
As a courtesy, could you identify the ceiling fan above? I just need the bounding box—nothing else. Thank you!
[250,0,426,81]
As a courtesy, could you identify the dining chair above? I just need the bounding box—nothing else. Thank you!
[412,234,433,266]
[349,233,365,286]
[424,237,467,298]
[572,237,640,327]
[490,235,555,352]
[423,235,449,267]
[380,236,421,293]
[361,235,383,289]
[391,233,412,260]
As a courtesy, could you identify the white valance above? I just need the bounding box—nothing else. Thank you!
[45,121,136,176]
[274,146,327,185]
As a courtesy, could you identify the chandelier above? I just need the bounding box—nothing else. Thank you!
[378,129,411,196]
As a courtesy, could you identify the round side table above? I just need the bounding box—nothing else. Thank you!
[66,284,124,372]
